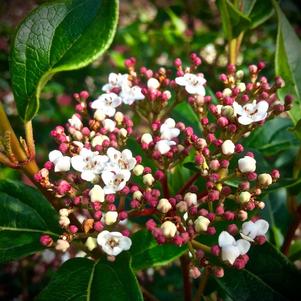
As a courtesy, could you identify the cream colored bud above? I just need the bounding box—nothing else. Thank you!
[141,133,153,145]
[222,88,232,97]
[85,237,97,251]
[59,216,70,227]
[59,208,69,217]
[55,239,70,252]
[258,201,265,209]
[92,135,109,147]
[163,90,171,100]
[236,70,244,79]
[157,198,172,213]
[133,164,144,176]
[239,191,251,203]
[143,174,155,186]
[114,111,124,123]
[147,78,160,89]
[94,109,106,121]
[89,185,105,203]
[161,221,177,238]
[258,173,272,187]
[119,128,128,138]
[184,192,197,207]
[221,140,235,155]
[238,210,248,221]
[133,190,143,200]
[194,216,210,232]
[238,156,256,173]
[238,82,246,92]
[176,201,188,213]
[104,211,118,225]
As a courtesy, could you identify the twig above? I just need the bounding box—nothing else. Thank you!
[141,286,160,301]
[177,172,200,195]
[193,267,209,301]
[180,254,192,301]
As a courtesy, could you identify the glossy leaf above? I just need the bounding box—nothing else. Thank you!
[37,253,143,301]
[10,0,119,121]
[248,0,274,29]
[130,230,187,270]
[274,1,301,125]
[0,180,61,263]
[217,242,301,300]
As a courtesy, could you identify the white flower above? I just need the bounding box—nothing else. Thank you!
[101,170,131,194]
[141,133,153,145]
[221,140,235,156]
[240,219,269,242]
[106,147,136,172]
[238,156,256,173]
[104,211,118,225]
[233,100,269,125]
[175,73,206,96]
[68,114,83,130]
[49,150,71,172]
[194,216,210,232]
[155,140,176,155]
[97,231,132,256]
[102,119,116,132]
[102,73,129,92]
[147,78,160,89]
[91,93,122,117]
[218,231,250,265]
[120,85,145,105]
[160,118,180,140]
[161,221,177,238]
[71,148,108,182]
[89,185,105,203]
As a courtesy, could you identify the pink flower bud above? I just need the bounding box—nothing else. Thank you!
[40,235,53,247]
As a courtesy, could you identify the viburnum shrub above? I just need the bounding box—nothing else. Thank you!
[1,0,301,300]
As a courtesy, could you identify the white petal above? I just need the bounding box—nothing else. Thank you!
[236,239,251,255]
[71,156,85,172]
[238,115,253,125]
[155,140,171,155]
[252,111,267,122]
[97,231,110,245]
[54,156,71,172]
[221,245,240,265]
[101,170,114,185]
[81,170,96,182]
[119,236,132,250]
[218,231,236,247]
[111,246,123,256]
[107,147,121,162]
[254,219,269,236]
[233,101,244,116]
[105,106,116,117]
[175,76,187,86]
[241,221,258,239]
[256,101,269,114]
[49,150,63,163]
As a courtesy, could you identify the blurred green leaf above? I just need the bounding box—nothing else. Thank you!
[249,0,274,29]
[274,1,301,125]
[0,180,61,263]
[130,230,187,271]
[37,253,143,301]
[10,0,119,121]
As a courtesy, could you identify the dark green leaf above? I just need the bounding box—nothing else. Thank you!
[130,230,187,270]
[0,180,61,263]
[37,253,143,301]
[217,242,301,300]
[274,1,301,125]
[249,0,274,29]
[10,0,119,121]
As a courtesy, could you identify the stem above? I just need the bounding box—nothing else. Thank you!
[177,172,200,195]
[180,254,192,301]
[141,286,160,301]
[191,240,211,253]
[24,121,35,157]
[228,38,237,65]
[161,175,170,198]
[193,267,209,301]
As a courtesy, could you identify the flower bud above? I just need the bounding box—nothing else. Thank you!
[103,119,116,132]
[194,216,210,232]
[221,140,235,155]
[184,192,197,206]
[55,239,70,252]
[104,211,118,225]
[59,208,69,217]
[59,216,70,227]
[85,237,97,251]
[94,109,106,121]
[239,191,251,203]
[258,173,272,187]
[161,221,177,238]
[147,77,160,89]
[133,190,143,200]
[176,201,188,213]
[119,128,128,138]
[141,133,153,145]
[189,266,201,279]
[157,198,172,213]
[114,111,124,123]
[133,164,144,176]
[89,185,105,203]
[238,156,256,173]
[143,174,155,186]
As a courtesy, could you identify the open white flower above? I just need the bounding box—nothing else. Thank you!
[101,170,131,194]
[160,118,180,140]
[102,73,129,92]
[91,93,122,117]
[155,140,176,155]
[233,100,269,125]
[218,231,250,265]
[240,219,269,242]
[120,85,145,105]
[97,230,132,256]
[175,73,206,96]
[49,150,71,172]
[106,147,136,172]
[71,148,108,182]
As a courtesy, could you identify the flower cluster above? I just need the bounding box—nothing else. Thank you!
[36,54,290,276]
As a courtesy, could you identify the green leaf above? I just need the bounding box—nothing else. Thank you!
[10,0,119,121]
[248,0,274,29]
[0,180,61,263]
[130,230,187,271]
[217,0,251,39]
[216,242,301,300]
[274,1,301,125]
[37,253,143,301]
